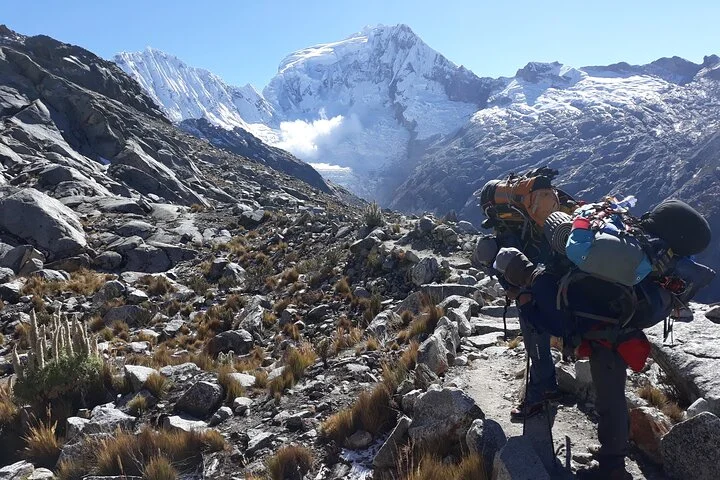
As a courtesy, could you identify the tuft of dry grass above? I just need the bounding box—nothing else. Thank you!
[267,445,314,480]
[365,336,380,352]
[263,311,278,328]
[662,402,685,423]
[144,373,169,398]
[637,384,668,409]
[143,456,177,480]
[127,394,148,416]
[331,326,363,354]
[400,451,487,480]
[217,365,245,403]
[282,322,300,341]
[0,381,18,425]
[506,336,522,349]
[274,297,292,314]
[139,275,177,296]
[400,341,420,371]
[334,278,352,297]
[95,426,225,476]
[23,415,61,467]
[281,268,300,285]
[320,383,394,444]
[400,310,414,326]
[268,344,317,397]
[111,320,130,341]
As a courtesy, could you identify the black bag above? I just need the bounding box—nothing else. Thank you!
[641,199,711,257]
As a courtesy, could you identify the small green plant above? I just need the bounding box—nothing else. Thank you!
[12,311,102,406]
[364,201,385,229]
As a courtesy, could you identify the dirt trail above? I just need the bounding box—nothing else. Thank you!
[459,344,668,480]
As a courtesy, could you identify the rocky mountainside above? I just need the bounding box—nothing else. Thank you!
[179,117,331,194]
[2,25,720,480]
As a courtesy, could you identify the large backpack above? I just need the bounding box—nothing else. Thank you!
[478,167,575,231]
[546,197,715,334]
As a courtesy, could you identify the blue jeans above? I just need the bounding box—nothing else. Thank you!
[519,310,558,404]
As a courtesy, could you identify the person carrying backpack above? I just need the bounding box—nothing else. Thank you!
[496,197,715,479]
[473,167,575,419]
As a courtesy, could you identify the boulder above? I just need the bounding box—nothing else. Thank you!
[367,311,401,338]
[417,335,449,375]
[413,363,440,390]
[116,220,156,239]
[0,187,86,259]
[93,251,123,270]
[686,397,713,418]
[418,216,436,234]
[233,396,253,415]
[629,407,671,464]
[408,387,484,447]
[373,416,411,468]
[492,436,550,480]
[228,372,256,388]
[84,404,136,434]
[466,418,507,469]
[647,309,720,414]
[208,406,233,427]
[176,380,223,418]
[662,412,720,480]
[410,257,439,287]
[124,365,159,392]
[207,329,254,356]
[123,244,172,272]
[103,305,152,327]
[247,431,275,455]
[421,284,479,304]
[346,430,373,450]
[93,280,126,304]
[66,416,90,442]
[0,245,45,275]
[0,461,34,480]
[0,281,23,303]
[163,414,208,433]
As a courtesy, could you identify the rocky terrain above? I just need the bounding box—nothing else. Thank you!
[1,25,720,480]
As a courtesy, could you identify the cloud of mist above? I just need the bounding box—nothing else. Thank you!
[275,109,362,161]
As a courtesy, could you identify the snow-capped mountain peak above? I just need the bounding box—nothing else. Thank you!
[113,48,275,137]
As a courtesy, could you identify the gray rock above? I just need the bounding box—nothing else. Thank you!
[373,416,411,469]
[116,220,156,239]
[493,436,550,480]
[208,406,233,427]
[163,414,208,433]
[648,310,720,414]
[0,267,14,283]
[421,284,479,304]
[306,304,331,323]
[0,461,34,480]
[0,188,86,259]
[176,380,223,418]
[414,363,440,390]
[456,221,478,234]
[408,387,484,447]
[662,412,720,480]
[93,251,123,270]
[367,311,401,338]
[247,431,275,455]
[0,245,46,276]
[349,236,380,256]
[417,335,449,375]
[418,216,436,234]
[160,362,201,379]
[0,281,23,303]
[30,269,69,282]
[66,416,89,442]
[126,288,149,304]
[233,396,254,415]
[346,430,373,450]
[401,389,423,415]
[410,257,439,287]
[124,244,171,272]
[162,316,185,338]
[466,418,507,468]
[103,305,152,327]
[706,305,720,321]
[435,316,461,356]
[207,329,254,356]
[687,397,713,418]
[92,279,126,304]
[29,468,54,480]
[432,224,458,246]
[124,364,159,392]
[228,372,256,388]
[85,404,136,434]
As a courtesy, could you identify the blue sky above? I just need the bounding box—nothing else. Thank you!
[4,0,719,89]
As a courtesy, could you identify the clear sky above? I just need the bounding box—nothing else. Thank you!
[3,0,719,89]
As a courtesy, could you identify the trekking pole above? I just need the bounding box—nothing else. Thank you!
[545,399,556,471]
[502,296,509,341]
[522,351,531,435]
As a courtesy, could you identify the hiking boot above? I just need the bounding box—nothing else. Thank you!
[576,465,633,480]
[510,400,545,420]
